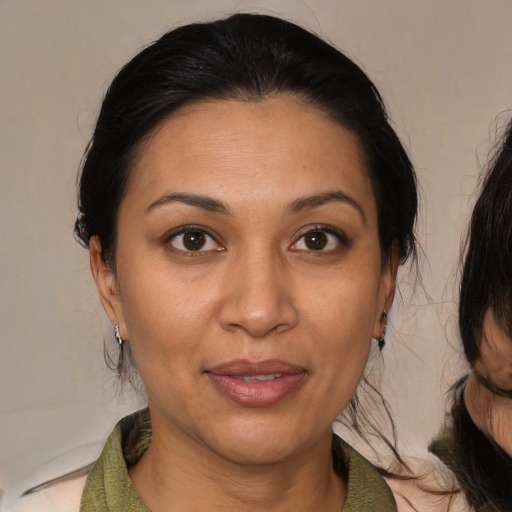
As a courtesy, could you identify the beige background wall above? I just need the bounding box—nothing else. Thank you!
[2,0,512,506]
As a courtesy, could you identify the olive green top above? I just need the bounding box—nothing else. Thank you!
[80,409,396,511]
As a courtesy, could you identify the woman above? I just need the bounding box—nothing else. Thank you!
[430,120,512,510]
[16,13,419,511]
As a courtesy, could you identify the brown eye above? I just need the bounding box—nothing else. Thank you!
[183,231,206,250]
[291,226,347,253]
[169,229,222,252]
[304,231,328,250]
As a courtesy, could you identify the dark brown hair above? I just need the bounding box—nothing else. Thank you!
[431,119,512,511]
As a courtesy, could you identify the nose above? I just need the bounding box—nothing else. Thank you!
[218,251,299,338]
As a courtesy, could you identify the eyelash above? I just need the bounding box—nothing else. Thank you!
[164,224,350,254]
[165,225,224,254]
[290,224,350,253]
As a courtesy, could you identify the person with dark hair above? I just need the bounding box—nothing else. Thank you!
[14,13,421,511]
[430,120,512,511]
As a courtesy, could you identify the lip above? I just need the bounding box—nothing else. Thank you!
[205,359,306,407]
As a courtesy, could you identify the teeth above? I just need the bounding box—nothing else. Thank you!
[240,374,283,383]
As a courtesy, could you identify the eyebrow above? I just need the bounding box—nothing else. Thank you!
[145,189,365,221]
[145,192,231,214]
[289,190,366,223]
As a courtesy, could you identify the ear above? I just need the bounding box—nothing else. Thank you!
[372,241,400,339]
[89,236,127,338]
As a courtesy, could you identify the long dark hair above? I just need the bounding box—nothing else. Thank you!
[430,120,512,511]
[460,121,512,366]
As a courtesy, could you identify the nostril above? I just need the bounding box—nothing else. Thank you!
[218,297,298,338]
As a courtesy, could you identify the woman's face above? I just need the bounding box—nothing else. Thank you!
[92,97,396,465]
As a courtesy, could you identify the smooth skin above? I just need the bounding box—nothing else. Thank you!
[90,96,397,511]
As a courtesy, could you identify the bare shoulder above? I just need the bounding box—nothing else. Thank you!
[7,475,86,512]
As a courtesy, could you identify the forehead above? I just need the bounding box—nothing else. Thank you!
[126,96,374,214]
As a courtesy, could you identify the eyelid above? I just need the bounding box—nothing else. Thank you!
[164,225,225,253]
[290,224,350,251]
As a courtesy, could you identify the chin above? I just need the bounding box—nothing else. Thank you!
[202,416,322,466]
[212,438,301,466]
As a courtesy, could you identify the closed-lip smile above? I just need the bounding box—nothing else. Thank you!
[205,359,307,407]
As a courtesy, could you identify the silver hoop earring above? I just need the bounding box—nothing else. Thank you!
[114,324,125,347]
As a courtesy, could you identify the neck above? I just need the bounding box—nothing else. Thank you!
[129,413,346,512]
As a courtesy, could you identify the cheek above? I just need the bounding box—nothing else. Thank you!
[115,258,220,372]
[310,326,371,421]
[299,267,380,405]
[301,265,382,341]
